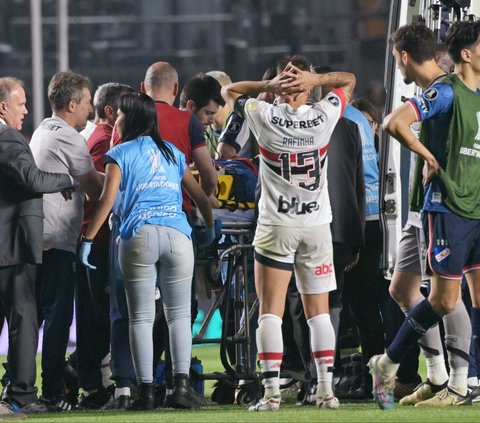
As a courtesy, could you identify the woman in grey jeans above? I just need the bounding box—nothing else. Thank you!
[80,92,215,410]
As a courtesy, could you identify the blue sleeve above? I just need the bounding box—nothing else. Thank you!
[409,83,454,122]
[177,148,187,177]
[105,146,124,189]
[233,95,250,119]
[188,114,206,149]
[104,145,121,166]
[218,112,245,152]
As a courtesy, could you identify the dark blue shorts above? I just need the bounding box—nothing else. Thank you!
[423,211,480,279]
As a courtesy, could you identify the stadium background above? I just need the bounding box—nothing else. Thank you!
[0,0,389,353]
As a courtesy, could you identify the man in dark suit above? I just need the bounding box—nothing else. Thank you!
[0,77,75,414]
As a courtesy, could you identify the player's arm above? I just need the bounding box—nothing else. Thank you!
[221,81,266,109]
[383,103,439,184]
[76,169,104,203]
[280,63,356,103]
[221,72,289,109]
[182,167,214,228]
[192,145,217,196]
[84,163,121,240]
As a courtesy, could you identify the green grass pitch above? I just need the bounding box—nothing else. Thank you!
[1,345,479,422]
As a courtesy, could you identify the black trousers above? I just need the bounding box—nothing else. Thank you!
[343,221,386,384]
[0,263,39,406]
[74,246,110,391]
[36,249,76,400]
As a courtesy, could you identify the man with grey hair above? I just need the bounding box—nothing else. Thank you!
[0,77,76,416]
[30,71,103,411]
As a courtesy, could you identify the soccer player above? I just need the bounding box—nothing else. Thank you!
[369,20,480,409]
[222,55,355,411]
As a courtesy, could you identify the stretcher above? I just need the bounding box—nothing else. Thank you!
[192,208,262,404]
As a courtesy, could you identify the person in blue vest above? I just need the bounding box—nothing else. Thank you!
[79,92,215,410]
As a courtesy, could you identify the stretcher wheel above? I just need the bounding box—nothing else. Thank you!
[235,384,260,405]
[211,381,235,404]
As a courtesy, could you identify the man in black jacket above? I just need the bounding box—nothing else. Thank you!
[0,77,75,414]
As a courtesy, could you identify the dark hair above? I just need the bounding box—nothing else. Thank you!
[445,21,480,64]
[118,92,176,165]
[48,71,92,111]
[388,23,436,64]
[276,54,310,73]
[350,97,381,124]
[94,83,134,119]
[261,64,278,81]
[179,73,225,110]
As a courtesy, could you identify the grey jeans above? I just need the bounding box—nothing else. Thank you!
[119,224,194,383]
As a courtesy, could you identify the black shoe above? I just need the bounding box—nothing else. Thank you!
[295,380,316,406]
[349,384,373,400]
[127,383,155,411]
[78,386,112,409]
[18,400,49,414]
[44,395,76,412]
[63,360,79,406]
[101,394,131,410]
[154,385,166,408]
[163,393,172,408]
[170,374,201,409]
[468,385,480,403]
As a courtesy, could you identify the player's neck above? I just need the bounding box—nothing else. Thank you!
[147,88,175,106]
[97,118,114,128]
[415,62,446,90]
[454,64,480,92]
[278,92,308,109]
[52,110,77,128]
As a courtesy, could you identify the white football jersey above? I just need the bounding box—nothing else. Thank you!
[240,89,345,227]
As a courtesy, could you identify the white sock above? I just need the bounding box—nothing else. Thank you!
[448,367,469,396]
[115,387,131,399]
[307,313,335,398]
[256,314,283,398]
[467,376,479,387]
[425,355,449,386]
[402,302,448,386]
[379,354,400,377]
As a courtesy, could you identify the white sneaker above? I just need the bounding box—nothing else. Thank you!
[317,396,340,409]
[248,396,280,411]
